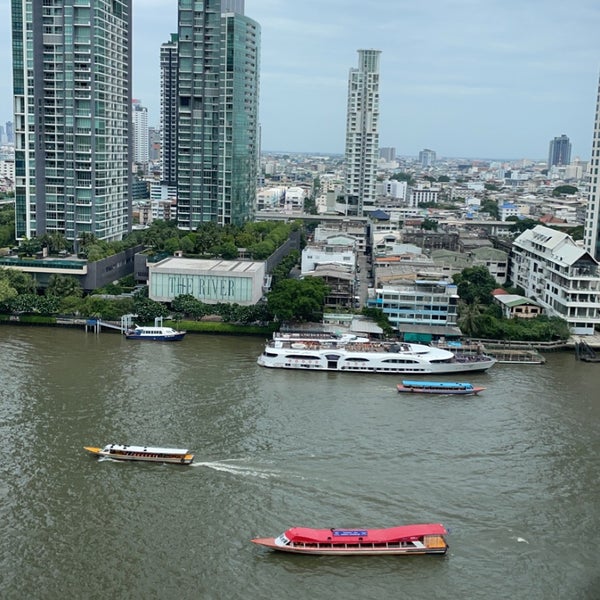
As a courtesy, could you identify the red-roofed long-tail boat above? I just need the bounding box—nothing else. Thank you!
[251,524,449,555]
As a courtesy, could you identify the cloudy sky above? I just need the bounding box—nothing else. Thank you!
[1,0,600,159]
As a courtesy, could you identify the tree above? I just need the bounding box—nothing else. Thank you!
[452,266,497,305]
[1,268,36,295]
[133,297,169,322]
[552,185,577,197]
[457,302,482,337]
[267,277,329,322]
[391,172,414,185]
[479,199,499,219]
[421,218,438,231]
[46,274,83,298]
[509,218,538,234]
[19,237,42,257]
[0,278,18,304]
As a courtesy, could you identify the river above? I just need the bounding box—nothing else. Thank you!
[0,326,598,599]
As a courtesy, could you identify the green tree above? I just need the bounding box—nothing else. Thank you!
[267,277,329,322]
[421,218,438,231]
[46,274,83,298]
[0,278,18,304]
[480,199,499,219]
[457,302,482,336]
[452,266,497,305]
[19,237,42,256]
[1,268,36,294]
[552,185,577,197]
[391,172,415,185]
[134,297,169,322]
[509,218,538,234]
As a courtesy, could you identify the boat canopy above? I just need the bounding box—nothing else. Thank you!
[102,444,190,455]
[402,380,473,389]
[283,524,447,544]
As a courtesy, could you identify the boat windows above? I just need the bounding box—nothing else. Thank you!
[284,354,320,360]
[344,357,369,362]
[381,358,419,364]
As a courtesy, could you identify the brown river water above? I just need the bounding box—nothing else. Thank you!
[0,326,598,599]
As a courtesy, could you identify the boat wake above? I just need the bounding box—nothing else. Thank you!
[193,461,282,479]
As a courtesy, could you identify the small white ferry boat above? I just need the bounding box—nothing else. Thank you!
[257,331,496,375]
[84,444,194,464]
[124,326,186,341]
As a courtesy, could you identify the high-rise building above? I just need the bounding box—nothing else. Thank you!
[6,121,14,144]
[585,78,600,260]
[0,125,5,145]
[344,49,381,217]
[11,0,131,243]
[160,33,178,186]
[132,99,149,166]
[176,0,260,228]
[419,148,436,168]
[548,134,571,167]
[379,147,396,162]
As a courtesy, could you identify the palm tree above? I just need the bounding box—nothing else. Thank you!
[457,302,482,337]
[46,274,83,298]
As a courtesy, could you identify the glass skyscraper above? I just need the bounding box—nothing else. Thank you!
[176,0,260,229]
[11,0,132,244]
[547,134,572,168]
[160,33,178,187]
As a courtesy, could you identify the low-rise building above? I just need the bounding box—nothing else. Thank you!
[492,292,543,319]
[148,257,266,305]
[510,225,600,335]
[367,278,459,333]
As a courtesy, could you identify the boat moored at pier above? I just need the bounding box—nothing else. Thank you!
[251,523,449,556]
[257,331,496,375]
[397,380,485,395]
[124,326,186,341]
[84,444,194,464]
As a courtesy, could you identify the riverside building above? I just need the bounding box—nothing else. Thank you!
[510,225,600,335]
[160,33,178,187]
[585,74,600,261]
[11,0,132,243]
[175,0,260,229]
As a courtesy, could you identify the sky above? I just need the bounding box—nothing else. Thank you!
[1,0,600,160]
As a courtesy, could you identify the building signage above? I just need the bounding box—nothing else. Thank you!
[166,274,244,300]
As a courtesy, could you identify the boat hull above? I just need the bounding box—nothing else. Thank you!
[125,333,185,341]
[257,354,496,375]
[84,446,193,464]
[397,385,485,395]
[251,538,448,556]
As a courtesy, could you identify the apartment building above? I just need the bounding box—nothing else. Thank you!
[510,225,600,335]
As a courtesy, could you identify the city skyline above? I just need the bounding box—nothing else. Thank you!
[1,0,600,159]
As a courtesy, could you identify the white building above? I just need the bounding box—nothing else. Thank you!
[499,202,519,221]
[510,225,600,335]
[344,49,381,216]
[377,179,407,200]
[409,186,440,207]
[0,159,15,181]
[585,73,600,261]
[367,279,459,334]
[301,244,357,275]
[132,99,149,165]
[283,187,306,211]
[149,257,266,305]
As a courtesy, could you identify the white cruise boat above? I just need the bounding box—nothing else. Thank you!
[257,332,496,375]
